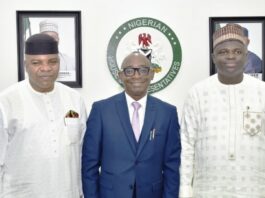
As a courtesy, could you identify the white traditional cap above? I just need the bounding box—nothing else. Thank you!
[39,20,58,33]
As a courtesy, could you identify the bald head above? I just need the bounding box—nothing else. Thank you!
[121,51,151,69]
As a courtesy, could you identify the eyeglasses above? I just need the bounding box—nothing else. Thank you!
[122,67,151,77]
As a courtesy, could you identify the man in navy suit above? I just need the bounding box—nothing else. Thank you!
[82,51,181,198]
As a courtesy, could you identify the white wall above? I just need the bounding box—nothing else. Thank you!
[1,0,265,115]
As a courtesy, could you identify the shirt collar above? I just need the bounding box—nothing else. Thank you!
[26,78,57,96]
[215,73,247,88]
[124,92,147,109]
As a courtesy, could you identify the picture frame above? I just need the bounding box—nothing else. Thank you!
[209,17,265,81]
[16,10,82,87]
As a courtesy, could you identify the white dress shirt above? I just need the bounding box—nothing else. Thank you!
[179,74,265,198]
[125,93,147,140]
[0,79,87,198]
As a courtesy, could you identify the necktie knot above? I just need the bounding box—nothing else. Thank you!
[132,101,141,110]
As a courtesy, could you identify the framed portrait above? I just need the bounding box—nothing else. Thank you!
[209,17,265,81]
[16,10,82,87]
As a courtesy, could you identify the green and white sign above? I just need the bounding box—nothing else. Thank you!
[107,17,182,93]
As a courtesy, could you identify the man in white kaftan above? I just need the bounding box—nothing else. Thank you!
[179,24,265,197]
[180,74,265,197]
[0,33,86,198]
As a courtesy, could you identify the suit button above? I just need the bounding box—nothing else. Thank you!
[135,160,138,165]
[129,184,134,190]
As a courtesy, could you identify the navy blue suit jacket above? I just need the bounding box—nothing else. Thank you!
[82,92,181,198]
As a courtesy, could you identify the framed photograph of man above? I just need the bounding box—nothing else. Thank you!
[209,17,265,81]
[16,10,82,87]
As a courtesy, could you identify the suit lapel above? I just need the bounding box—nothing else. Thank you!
[136,96,156,158]
[115,92,137,154]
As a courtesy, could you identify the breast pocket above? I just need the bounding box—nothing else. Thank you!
[243,110,264,136]
[64,118,81,144]
[153,130,166,155]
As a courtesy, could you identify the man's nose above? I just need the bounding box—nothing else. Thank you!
[227,51,236,59]
[40,63,52,71]
[133,70,141,77]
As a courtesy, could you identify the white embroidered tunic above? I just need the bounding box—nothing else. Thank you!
[0,79,87,198]
[179,74,265,198]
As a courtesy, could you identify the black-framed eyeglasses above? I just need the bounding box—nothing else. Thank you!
[122,67,151,77]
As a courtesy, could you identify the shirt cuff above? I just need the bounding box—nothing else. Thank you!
[179,185,193,197]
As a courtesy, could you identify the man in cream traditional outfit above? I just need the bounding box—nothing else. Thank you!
[0,33,86,198]
[179,24,265,197]
[39,20,75,71]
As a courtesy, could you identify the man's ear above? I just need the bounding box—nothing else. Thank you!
[150,69,155,80]
[245,38,250,46]
[211,53,216,65]
[118,71,123,80]
[24,60,28,72]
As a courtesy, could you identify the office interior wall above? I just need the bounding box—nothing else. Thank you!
[0,0,264,115]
